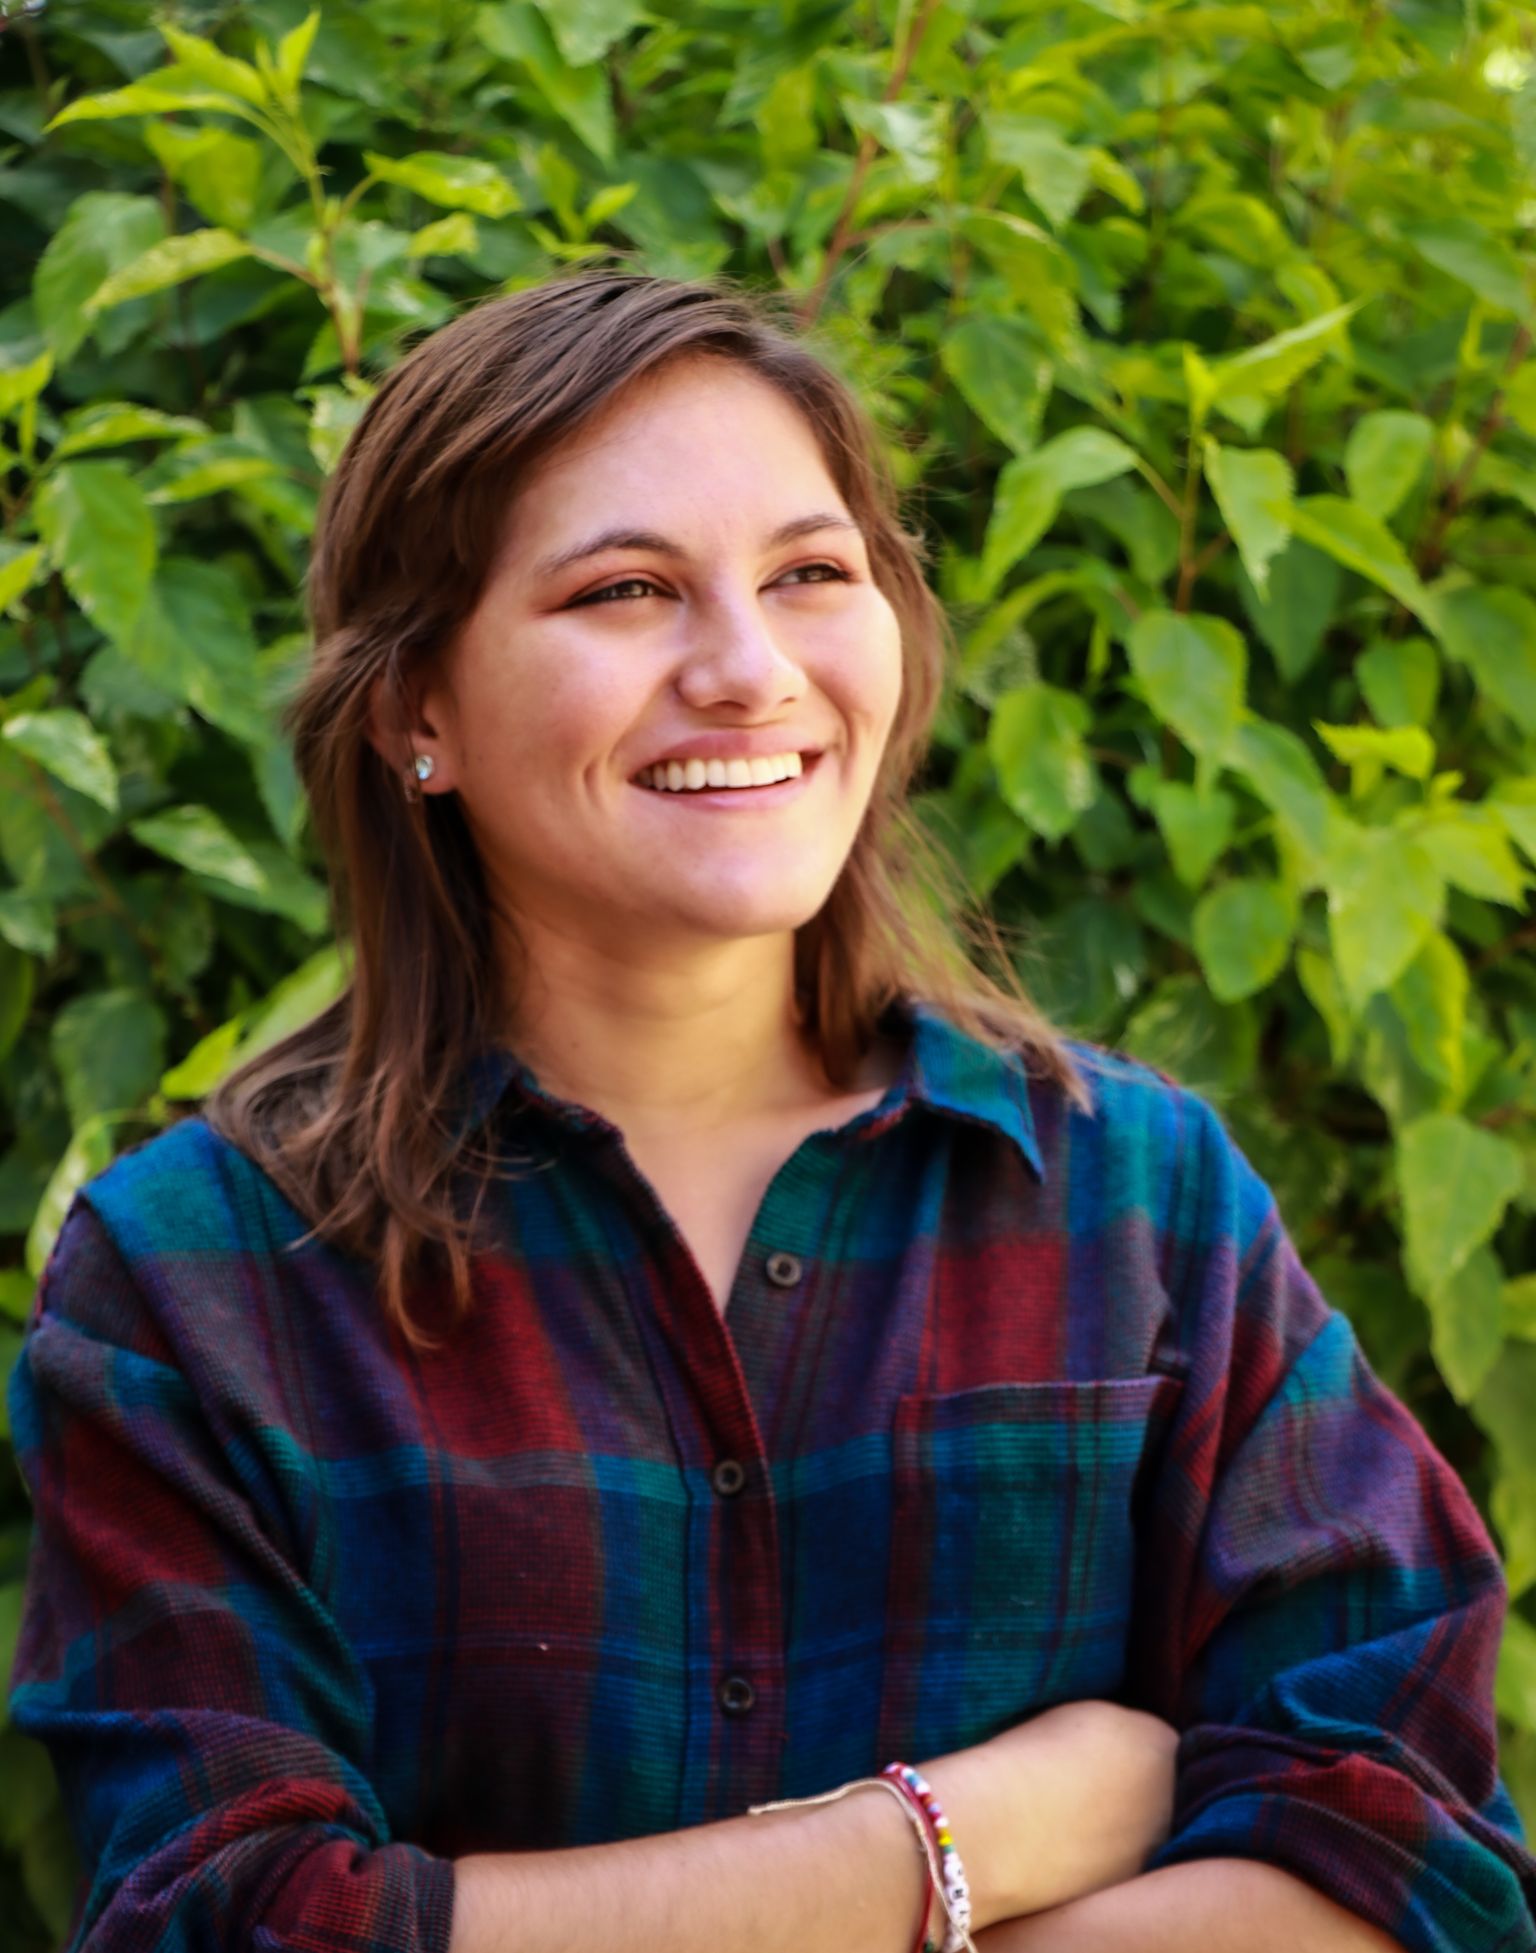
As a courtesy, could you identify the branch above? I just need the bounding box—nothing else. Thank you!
[1417,321,1532,579]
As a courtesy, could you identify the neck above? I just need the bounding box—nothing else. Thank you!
[502,927,835,1137]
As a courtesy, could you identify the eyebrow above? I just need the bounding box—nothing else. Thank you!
[531,512,863,581]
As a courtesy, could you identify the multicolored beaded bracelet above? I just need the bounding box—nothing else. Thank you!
[881,1762,973,1953]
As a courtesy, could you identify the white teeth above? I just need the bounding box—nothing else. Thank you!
[637,751,809,792]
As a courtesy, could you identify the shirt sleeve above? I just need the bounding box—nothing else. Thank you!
[1131,1085,1536,1953]
[5,1189,457,1953]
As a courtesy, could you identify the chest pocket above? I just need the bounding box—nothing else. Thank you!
[876,1374,1176,1763]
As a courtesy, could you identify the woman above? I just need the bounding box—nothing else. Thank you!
[7,272,1533,1953]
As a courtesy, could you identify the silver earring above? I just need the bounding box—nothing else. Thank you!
[412,753,436,782]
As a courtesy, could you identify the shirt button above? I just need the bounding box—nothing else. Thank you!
[711,1458,746,1498]
[718,1674,756,1716]
[765,1251,802,1288]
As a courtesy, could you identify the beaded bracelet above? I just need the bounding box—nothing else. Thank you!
[746,1767,977,1953]
[881,1763,973,1953]
[746,1774,945,1953]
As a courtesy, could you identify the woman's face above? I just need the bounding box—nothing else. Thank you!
[407,356,905,961]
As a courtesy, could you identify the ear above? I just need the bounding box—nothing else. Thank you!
[365,668,453,794]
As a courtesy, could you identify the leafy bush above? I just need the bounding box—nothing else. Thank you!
[2,0,1535,1939]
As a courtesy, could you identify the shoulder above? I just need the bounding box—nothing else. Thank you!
[77,1111,310,1260]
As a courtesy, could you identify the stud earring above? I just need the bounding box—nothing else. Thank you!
[403,751,436,801]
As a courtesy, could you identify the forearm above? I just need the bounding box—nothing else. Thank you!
[450,1784,934,1953]
[977,1859,1406,1953]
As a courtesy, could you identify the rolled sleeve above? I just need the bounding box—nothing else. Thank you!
[5,1193,456,1953]
[1133,1090,1536,1953]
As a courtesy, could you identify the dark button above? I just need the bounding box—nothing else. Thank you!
[765,1251,802,1288]
[718,1674,756,1716]
[711,1458,747,1498]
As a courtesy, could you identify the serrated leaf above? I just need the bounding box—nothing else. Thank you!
[1390,930,1468,1099]
[1439,586,1536,734]
[128,805,267,892]
[45,73,238,132]
[1314,720,1434,793]
[1357,635,1439,730]
[26,1118,117,1279]
[979,428,1137,593]
[1286,495,1441,632]
[941,316,1053,456]
[1344,411,1433,520]
[1204,441,1293,597]
[51,989,166,1127]
[1324,822,1442,1008]
[1148,781,1236,887]
[54,402,207,458]
[33,191,166,362]
[534,0,645,65]
[1192,877,1293,1000]
[1208,302,1358,404]
[0,349,53,420]
[34,462,157,649]
[0,546,43,614]
[157,23,269,107]
[1238,538,1341,681]
[1413,809,1531,905]
[3,710,119,812]
[408,212,480,259]
[85,229,252,315]
[1404,218,1531,320]
[1426,1243,1504,1404]
[1126,611,1247,762]
[1399,1113,1524,1297]
[364,150,520,218]
[987,684,1096,841]
[276,10,320,89]
[987,116,1092,229]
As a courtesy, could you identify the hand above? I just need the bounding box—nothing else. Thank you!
[920,1700,1181,1930]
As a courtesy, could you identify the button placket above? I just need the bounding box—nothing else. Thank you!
[765,1251,802,1288]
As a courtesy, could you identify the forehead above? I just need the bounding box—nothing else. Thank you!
[514,358,839,517]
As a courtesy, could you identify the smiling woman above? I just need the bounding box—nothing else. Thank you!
[7,271,1534,1953]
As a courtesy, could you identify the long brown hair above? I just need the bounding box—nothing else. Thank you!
[203,269,1092,1350]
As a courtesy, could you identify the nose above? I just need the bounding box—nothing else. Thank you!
[673,586,809,715]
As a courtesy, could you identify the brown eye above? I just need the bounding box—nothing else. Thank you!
[571,578,659,606]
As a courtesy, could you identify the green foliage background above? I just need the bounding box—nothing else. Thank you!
[2,0,1536,1939]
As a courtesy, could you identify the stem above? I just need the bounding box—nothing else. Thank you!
[796,0,945,327]
[1174,424,1205,612]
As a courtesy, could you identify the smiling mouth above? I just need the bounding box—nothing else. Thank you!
[632,752,821,795]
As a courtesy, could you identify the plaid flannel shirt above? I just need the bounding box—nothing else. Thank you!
[8,995,1535,1952]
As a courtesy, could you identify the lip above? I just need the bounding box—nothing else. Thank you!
[631,750,824,809]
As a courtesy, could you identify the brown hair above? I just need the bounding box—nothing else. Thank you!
[203,269,1092,1350]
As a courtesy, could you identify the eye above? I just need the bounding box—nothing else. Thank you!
[570,576,659,607]
[781,562,851,586]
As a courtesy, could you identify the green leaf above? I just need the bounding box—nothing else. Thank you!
[128,805,268,893]
[843,98,946,186]
[1492,1468,1536,1602]
[0,888,57,959]
[1390,930,1469,1099]
[1357,635,1440,729]
[940,316,1053,456]
[1490,780,1536,867]
[534,0,645,65]
[2,710,119,812]
[1344,411,1434,520]
[1497,1607,1536,1732]
[987,684,1096,841]
[276,10,321,89]
[408,212,480,259]
[27,1119,117,1279]
[987,117,1092,230]
[145,126,265,232]
[1192,877,1294,1001]
[1207,302,1359,405]
[1314,720,1434,794]
[1148,781,1236,887]
[1404,218,1531,321]
[33,192,166,361]
[1125,611,1247,763]
[45,71,240,132]
[1398,1113,1524,1297]
[34,462,157,649]
[1438,586,1536,734]
[51,989,167,1127]
[53,402,207,459]
[1324,822,1442,1008]
[364,150,520,218]
[157,23,269,107]
[0,349,53,420]
[1238,538,1341,681]
[0,939,32,1069]
[1426,1243,1505,1404]
[124,559,269,747]
[85,229,253,315]
[1286,495,1441,632]
[1203,442,1293,598]
[979,428,1138,594]
[476,2,614,160]
[0,545,43,614]
[1412,808,1531,906]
